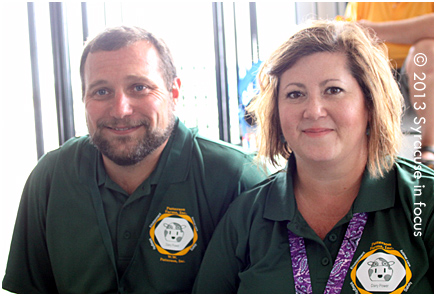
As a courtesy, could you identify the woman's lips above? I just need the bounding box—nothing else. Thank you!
[302,128,333,137]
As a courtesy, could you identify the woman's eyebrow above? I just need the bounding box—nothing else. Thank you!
[282,82,305,89]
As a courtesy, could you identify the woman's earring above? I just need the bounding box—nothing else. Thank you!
[280,134,287,143]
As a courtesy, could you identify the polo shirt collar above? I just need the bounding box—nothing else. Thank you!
[263,154,397,223]
[94,118,193,188]
[156,118,194,184]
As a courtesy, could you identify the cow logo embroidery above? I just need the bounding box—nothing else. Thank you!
[367,257,395,282]
[350,241,412,293]
[163,222,186,243]
[149,207,198,262]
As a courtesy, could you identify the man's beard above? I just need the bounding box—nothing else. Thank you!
[89,114,176,166]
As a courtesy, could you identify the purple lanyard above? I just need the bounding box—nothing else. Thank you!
[288,212,368,294]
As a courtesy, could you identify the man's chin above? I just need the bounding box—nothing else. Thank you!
[103,153,144,166]
[93,135,168,167]
[101,141,149,166]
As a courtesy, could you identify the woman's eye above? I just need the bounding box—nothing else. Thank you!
[287,91,303,99]
[325,87,343,95]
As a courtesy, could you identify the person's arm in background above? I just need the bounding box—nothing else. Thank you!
[357,13,434,45]
[344,2,434,44]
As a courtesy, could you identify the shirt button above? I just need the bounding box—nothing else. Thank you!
[328,233,338,242]
[123,231,131,239]
[321,257,330,266]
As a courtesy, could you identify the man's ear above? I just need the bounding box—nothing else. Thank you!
[171,77,182,108]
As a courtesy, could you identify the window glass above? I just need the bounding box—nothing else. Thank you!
[223,3,241,145]
[0,1,37,282]
[66,3,88,137]
[33,2,60,152]
[257,2,298,62]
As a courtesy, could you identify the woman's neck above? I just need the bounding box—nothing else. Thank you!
[293,156,367,239]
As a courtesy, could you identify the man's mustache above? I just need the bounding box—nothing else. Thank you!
[96,118,150,129]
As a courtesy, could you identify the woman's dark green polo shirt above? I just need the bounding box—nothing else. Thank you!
[194,155,434,294]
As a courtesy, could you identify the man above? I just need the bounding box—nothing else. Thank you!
[2,26,265,293]
[345,2,434,168]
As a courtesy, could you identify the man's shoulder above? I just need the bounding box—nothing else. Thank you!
[22,136,94,192]
[226,171,285,214]
[193,134,262,177]
[37,136,93,170]
[188,132,266,185]
[194,134,256,161]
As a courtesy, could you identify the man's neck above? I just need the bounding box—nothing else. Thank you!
[102,140,168,195]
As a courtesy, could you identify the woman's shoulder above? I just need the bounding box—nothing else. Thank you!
[393,156,433,215]
[395,156,433,175]
[394,156,434,185]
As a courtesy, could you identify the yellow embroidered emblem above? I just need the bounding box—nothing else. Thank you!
[149,207,198,260]
[350,242,412,293]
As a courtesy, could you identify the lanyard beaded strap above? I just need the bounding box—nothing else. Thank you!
[288,212,368,294]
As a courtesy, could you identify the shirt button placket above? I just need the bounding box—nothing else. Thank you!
[328,233,338,242]
[321,257,330,266]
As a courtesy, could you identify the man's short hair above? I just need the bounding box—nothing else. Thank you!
[80,26,177,96]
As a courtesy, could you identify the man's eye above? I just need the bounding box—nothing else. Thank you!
[134,85,148,92]
[96,89,109,96]
[326,87,343,95]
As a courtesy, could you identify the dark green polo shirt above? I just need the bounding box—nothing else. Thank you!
[194,154,434,294]
[2,119,266,293]
[96,139,163,276]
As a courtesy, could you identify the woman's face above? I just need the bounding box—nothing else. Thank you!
[278,52,369,166]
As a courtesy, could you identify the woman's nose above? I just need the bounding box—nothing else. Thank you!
[302,94,327,120]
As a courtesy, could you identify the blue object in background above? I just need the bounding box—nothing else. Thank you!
[237,61,262,150]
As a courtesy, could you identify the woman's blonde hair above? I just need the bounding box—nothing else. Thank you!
[247,20,404,179]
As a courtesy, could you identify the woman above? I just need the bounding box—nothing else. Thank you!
[193,21,433,294]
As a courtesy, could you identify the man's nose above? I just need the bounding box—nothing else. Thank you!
[110,92,133,118]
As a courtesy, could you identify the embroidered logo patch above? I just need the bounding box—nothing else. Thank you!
[350,241,412,293]
[149,207,198,263]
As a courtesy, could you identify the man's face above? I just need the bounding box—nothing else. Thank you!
[83,41,180,166]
